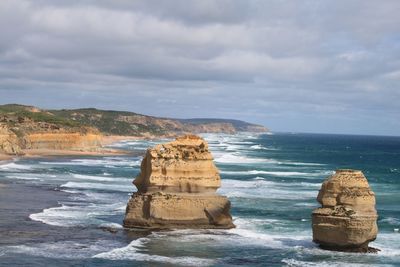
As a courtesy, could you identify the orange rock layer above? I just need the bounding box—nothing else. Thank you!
[124,135,234,229]
[312,169,378,252]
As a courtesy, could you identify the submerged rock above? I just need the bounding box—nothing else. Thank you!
[123,135,234,229]
[312,169,378,252]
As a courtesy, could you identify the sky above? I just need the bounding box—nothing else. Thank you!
[0,0,399,135]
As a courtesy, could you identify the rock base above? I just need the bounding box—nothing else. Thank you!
[318,243,380,253]
[123,192,234,229]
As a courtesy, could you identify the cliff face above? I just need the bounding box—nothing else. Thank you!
[24,132,102,151]
[124,135,234,229]
[0,125,22,155]
[0,113,102,155]
[312,169,378,252]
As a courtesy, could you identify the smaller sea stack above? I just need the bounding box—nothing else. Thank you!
[312,169,378,252]
[123,135,234,229]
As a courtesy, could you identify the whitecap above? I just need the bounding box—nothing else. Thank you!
[40,158,141,168]
[0,162,33,171]
[98,222,123,229]
[220,169,329,178]
[281,259,380,267]
[278,161,326,166]
[380,217,400,226]
[4,240,121,259]
[93,238,215,266]
[71,173,130,182]
[249,144,277,150]
[5,174,41,180]
[219,179,318,200]
[30,200,127,227]
[213,153,275,164]
[60,182,132,192]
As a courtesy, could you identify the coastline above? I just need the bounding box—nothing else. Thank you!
[0,135,146,163]
[0,154,13,161]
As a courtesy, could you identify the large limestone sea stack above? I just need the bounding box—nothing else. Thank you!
[123,135,234,229]
[312,169,378,252]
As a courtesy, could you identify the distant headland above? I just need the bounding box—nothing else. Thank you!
[0,104,268,159]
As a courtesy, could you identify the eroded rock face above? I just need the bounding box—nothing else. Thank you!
[0,125,22,155]
[312,169,378,252]
[124,135,234,229]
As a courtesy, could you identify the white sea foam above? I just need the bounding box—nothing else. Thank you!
[71,173,129,182]
[30,200,127,227]
[5,240,121,259]
[281,259,382,267]
[5,174,41,180]
[93,237,215,266]
[99,222,123,229]
[249,144,277,150]
[219,179,318,200]
[213,153,274,164]
[40,158,141,168]
[0,162,33,171]
[61,181,131,192]
[380,217,400,225]
[279,161,326,166]
[220,169,329,178]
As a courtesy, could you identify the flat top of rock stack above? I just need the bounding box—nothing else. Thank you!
[149,134,212,160]
[133,134,221,193]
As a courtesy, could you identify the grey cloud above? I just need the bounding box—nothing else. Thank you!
[0,0,399,135]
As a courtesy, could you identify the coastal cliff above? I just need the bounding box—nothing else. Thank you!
[0,106,103,156]
[0,104,268,158]
[124,135,234,229]
[312,169,378,252]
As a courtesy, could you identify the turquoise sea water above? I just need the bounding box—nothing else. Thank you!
[0,133,399,266]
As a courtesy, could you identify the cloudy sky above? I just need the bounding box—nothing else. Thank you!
[1,0,399,135]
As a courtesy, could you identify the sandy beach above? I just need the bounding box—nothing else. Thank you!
[0,154,13,161]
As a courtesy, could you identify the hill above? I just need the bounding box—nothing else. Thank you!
[0,104,268,156]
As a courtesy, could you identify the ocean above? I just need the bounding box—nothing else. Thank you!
[0,133,399,266]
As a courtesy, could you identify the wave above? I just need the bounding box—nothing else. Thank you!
[5,174,41,180]
[220,169,331,177]
[30,200,127,227]
[61,181,132,192]
[249,144,277,150]
[213,153,275,164]
[93,237,215,266]
[71,173,130,182]
[40,158,141,168]
[219,179,319,200]
[4,240,121,259]
[279,161,326,166]
[379,217,400,226]
[0,162,34,171]
[98,222,123,229]
[281,259,378,267]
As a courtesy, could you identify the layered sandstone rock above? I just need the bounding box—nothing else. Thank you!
[124,135,234,229]
[0,125,22,155]
[312,169,378,252]
[24,132,102,151]
[0,119,103,155]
